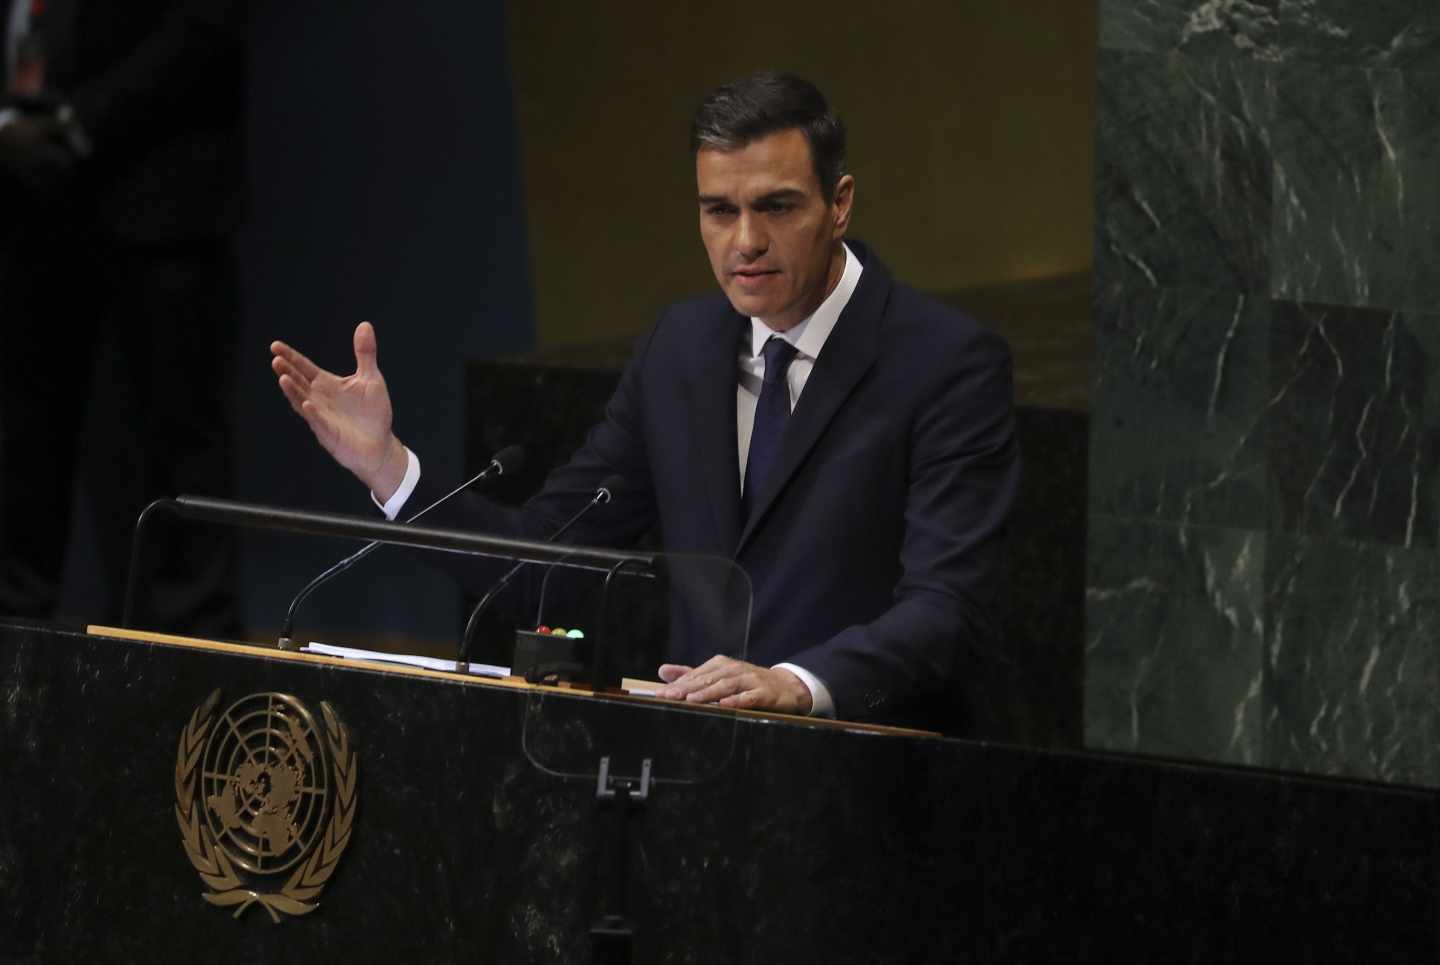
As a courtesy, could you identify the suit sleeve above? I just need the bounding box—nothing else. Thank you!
[785,330,1020,726]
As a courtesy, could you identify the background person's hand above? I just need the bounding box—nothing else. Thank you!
[271,321,409,500]
[0,114,75,198]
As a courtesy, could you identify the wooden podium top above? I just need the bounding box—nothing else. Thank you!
[86,624,938,739]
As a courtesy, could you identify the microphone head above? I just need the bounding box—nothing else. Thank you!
[489,445,526,477]
[596,474,626,504]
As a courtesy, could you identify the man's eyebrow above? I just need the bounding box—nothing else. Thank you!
[753,188,806,204]
[696,188,807,205]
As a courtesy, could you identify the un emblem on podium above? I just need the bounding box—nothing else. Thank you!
[174,691,358,921]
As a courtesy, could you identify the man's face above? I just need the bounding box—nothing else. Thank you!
[696,128,854,332]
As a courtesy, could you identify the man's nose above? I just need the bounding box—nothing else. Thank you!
[735,212,768,258]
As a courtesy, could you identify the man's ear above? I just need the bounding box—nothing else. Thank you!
[831,174,855,237]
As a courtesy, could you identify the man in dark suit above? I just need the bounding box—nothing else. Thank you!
[0,0,247,634]
[270,73,1019,732]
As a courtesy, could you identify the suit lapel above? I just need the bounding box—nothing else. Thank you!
[736,246,890,554]
[687,304,746,553]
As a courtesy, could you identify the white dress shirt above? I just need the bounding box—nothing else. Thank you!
[379,242,863,717]
[735,243,862,717]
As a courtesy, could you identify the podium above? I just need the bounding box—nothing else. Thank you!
[2,620,1437,962]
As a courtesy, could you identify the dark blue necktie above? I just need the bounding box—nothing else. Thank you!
[742,336,799,520]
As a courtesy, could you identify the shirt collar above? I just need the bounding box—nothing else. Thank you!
[749,241,863,361]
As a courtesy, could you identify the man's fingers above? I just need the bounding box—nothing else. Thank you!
[656,656,749,700]
[270,339,323,382]
[659,661,805,714]
[718,689,763,710]
[655,656,751,701]
[657,663,692,683]
[277,373,309,414]
[279,377,338,450]
[685,679,748,702]
[272,356,312,394]
[655,675,699,701]
[656,668,716,701]
[299,399,342,453]
[353,321,379,377]
[685,673,751,704]
[281,372,342,444]
[683,655,734,679]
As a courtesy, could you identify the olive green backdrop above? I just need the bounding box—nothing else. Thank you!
[505,1,1099,350]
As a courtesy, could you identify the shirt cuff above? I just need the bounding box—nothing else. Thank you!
[371,447,420,520]
[774,662,835,718]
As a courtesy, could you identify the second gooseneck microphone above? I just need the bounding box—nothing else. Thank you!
[277,444,525,650]
[454,474,623,673]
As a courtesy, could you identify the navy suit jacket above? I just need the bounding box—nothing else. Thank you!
[425,241,1020,732]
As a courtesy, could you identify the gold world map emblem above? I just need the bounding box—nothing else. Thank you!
[174,691,358,921]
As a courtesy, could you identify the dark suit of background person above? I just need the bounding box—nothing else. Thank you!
[0,0,247,634]
[406,239,1019,733]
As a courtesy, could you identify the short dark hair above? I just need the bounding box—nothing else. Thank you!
[690,72,847,202]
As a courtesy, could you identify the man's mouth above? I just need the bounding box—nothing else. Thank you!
[732,268,779,288]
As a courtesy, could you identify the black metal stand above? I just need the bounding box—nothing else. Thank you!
[591,756,652,965]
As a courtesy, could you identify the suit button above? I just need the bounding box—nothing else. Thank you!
[865,691,885,710]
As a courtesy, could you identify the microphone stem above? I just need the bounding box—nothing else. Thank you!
[278,542,382,648]
[455,489,607,673]
[406,458,503,522]
[279,458,503,650]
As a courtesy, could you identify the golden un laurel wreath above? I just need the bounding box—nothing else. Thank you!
[174,690,358,922]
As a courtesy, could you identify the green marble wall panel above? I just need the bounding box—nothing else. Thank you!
[1099,0,1440,68]
[1086,517,1264,764]
[1090,283,1269,528]
[1270,65,1440,310]
[1266,302,1440,547]
[1090,1,1440,785]
[1264,535,1440,786]
[1095,49,1273,292]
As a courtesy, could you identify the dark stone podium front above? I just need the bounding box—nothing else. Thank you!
[2,622,1436,963]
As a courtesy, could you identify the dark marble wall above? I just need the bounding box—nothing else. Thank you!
[1088,2,1440,783]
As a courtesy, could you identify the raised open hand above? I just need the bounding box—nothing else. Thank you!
[270,321,409,501]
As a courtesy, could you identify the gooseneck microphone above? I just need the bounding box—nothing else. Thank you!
[276,444,525,650]
[454,474,623,673]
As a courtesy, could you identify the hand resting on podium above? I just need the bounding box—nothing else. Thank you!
[656,655,813,716]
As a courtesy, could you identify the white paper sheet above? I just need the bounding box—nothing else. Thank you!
[302,642,510,678]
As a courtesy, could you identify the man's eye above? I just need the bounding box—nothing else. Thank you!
[759,202,794,214]
[705,205,736,217]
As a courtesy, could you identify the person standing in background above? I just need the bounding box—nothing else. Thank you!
[0,0,249,635]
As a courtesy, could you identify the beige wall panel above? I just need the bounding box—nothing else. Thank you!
[507,1,1098,348]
